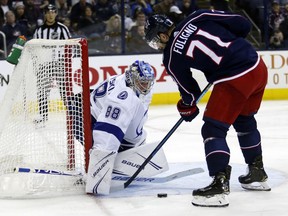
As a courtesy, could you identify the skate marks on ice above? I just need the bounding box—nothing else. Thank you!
[102,162,287,198]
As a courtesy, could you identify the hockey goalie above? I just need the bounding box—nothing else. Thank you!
[85,60,168,195]
[0,37,168,197]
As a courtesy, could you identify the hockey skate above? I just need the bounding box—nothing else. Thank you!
[192,165,231,207]
[238,155,271,191]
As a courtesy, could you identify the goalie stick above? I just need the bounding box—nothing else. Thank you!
[122,83,213,190]
[112,167,204,184]
[110,168,204,192]
[14,167,83,176]
[14,167,204,184]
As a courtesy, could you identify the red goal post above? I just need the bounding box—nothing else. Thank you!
[0,38,92,197]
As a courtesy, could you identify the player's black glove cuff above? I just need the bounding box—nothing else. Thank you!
[177,99,199,122]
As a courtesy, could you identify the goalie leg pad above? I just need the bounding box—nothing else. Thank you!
[86,149,117,195]
[113,142,169,177]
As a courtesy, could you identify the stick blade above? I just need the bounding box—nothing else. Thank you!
[109,167,205,192]
[164,167,204,182]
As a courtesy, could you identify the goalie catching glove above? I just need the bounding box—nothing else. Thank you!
[177,99,199,122]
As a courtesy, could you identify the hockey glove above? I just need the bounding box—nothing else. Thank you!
[177,99,199,122]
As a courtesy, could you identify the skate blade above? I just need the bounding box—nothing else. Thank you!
[241,181,271,191]
[192,194,229,207]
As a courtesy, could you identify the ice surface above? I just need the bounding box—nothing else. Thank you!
[1,100,288,216]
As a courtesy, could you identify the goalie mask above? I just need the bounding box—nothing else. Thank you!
[144,14,174,50]
[126,60,155,96]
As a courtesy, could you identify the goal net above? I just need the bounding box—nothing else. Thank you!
[0,38,91,198]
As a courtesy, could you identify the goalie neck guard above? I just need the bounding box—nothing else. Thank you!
[125,60,155,96]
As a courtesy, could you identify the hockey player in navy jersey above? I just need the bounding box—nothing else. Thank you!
[85,60,167,195]
[144,9,270,207]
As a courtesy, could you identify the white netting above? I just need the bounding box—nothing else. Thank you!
[0,39,90,197]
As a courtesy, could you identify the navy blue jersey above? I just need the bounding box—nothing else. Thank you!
[162,9,259,105]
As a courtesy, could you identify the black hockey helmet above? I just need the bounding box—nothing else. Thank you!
[144,14,174,50]
[44,4,57,13]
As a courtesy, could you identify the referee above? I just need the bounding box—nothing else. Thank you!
[33,4,72,125]
[33,4,71,39]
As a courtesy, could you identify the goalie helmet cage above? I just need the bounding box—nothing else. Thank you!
[0,38,92,198]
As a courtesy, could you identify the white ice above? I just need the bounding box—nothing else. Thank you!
[1,100,288,216]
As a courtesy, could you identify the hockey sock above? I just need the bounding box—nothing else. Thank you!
[201,121,230,176]
[237,129,262,164]
[204,137,230,176]
[233,115,262,164]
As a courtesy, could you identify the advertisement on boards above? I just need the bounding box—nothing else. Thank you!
[1,51,288,104]
[260,51,288,89]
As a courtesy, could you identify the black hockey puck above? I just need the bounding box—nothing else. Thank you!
[157,193,168,198]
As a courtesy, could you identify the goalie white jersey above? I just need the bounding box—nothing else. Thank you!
[90,74,152,152]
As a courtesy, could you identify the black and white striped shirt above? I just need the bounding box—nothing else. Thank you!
[33,22,71,39]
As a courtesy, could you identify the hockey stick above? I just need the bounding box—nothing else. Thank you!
[112,167,204,184]
[122,83,212,189]
[110,168,204,192]
[14,167,203,186]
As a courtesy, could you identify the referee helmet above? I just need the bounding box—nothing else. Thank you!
[44,4,57,13]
